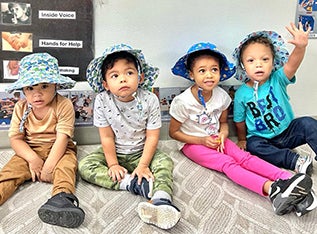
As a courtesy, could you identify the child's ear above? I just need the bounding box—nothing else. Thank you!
[138,73,145,83]
[102,80,109,91]
[189,71,194,81]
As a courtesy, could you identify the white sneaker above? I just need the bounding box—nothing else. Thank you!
[137,198,181,229]
[295,155,313,176]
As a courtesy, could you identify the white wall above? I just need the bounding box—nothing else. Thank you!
[2,0,316,116]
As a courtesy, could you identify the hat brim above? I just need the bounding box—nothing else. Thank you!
[6,74,75,93]
[233,31,289,83]
[86,44,159,93]
[172,44,235,82]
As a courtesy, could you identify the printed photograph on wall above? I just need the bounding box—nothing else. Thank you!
[154,87,187,120]
[1,2,32,25]
[0,91,23,129]
[218,84,241,118]
[296,0,317,38]
[1,31,33,52]
[0,0,94,83]
[70,90,95,126]
[2,59,19,80]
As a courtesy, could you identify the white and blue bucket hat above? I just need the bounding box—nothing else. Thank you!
[86,44,159,93]
[232,30,289,83]
[171,42,236,82]
[6,53,76,93]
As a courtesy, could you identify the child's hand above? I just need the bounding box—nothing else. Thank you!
[131,164,154,185]
[237,140,247,150]
[108,164,127,182]
[40,163,54,183]
[286,22,310,49]
[217,133,226,153]
[201,135,222,150]
[28,156,44,182]
[40,170,53,183]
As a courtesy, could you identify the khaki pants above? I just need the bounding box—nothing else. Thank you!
[0,142,77,205]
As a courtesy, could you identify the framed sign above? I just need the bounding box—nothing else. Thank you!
[0,0,94,83]
[295,0,317,38]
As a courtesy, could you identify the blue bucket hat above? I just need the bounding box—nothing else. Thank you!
[6,53,76,93]
[232,30,289,83]
[171,42,236,82]
[86,44,159,93]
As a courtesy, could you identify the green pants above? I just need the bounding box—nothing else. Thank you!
[78,147,174,197]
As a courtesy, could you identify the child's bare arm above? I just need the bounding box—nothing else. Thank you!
[40,132,69,182]
[131,128,159,183]
[99,126,127,182]
[10,134,44,181]
[284,22,310,79]
[235,121,247,150]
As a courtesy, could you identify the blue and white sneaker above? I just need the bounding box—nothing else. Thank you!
[269,173,312,215]
[295,190,317,217]
[137,198,181,229]
[295,155,313,176]
[126,177,153,200]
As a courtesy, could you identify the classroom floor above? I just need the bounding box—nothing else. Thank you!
[0,140,316,234]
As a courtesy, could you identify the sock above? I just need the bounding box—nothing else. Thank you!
[151,190,171,204]
[119,173,132,190]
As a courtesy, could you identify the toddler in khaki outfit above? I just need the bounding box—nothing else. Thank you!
[0,53,85,228]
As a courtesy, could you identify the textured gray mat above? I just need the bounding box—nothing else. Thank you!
[0,140,316,234]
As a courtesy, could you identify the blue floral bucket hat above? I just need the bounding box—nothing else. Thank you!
[6,53,76,93]
[232,30,289,83]
[86,43,159,93]
[171,42,236,82]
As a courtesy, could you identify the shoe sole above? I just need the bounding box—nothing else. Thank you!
[273,174,312,215]
[137,202,181,229]
[296,191,317,217]
[38,204,85,228]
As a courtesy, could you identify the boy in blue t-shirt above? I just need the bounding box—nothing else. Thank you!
[233,22,317,175]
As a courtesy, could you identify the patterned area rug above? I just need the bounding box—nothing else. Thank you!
[0,140,316,234]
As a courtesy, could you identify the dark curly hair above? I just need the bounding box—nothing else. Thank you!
[239,36,275,66]
[186,49,224,72]
[101,51,139,81]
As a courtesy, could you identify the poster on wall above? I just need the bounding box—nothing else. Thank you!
[0,0,94,83]
[295,0,317,38]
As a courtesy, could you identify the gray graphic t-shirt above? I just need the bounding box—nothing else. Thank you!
[94,89,161,154]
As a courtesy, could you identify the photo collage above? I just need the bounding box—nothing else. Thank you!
[0,90,96,129]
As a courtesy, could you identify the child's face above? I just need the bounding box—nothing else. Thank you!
[241,42,274,84]
[103,58,142,102]
[11,4,26,19]
[23,83,56,109]
[189,55,220,91]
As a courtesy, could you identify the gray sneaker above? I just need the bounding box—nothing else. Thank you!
[295,190,317,217]
[295,155,313,176]
[126,177,153,199]
[269,173,312,215]
[38,192,85,228]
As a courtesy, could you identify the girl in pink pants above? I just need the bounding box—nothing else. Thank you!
[169,42,316,216]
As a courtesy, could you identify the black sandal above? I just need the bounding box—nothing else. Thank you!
[38,192,85,228]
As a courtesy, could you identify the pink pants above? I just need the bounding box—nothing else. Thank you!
[182,138,292,196]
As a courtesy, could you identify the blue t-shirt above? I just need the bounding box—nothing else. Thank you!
[233,67,295,139]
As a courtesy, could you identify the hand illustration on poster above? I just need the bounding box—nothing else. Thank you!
[2,31,32,51]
